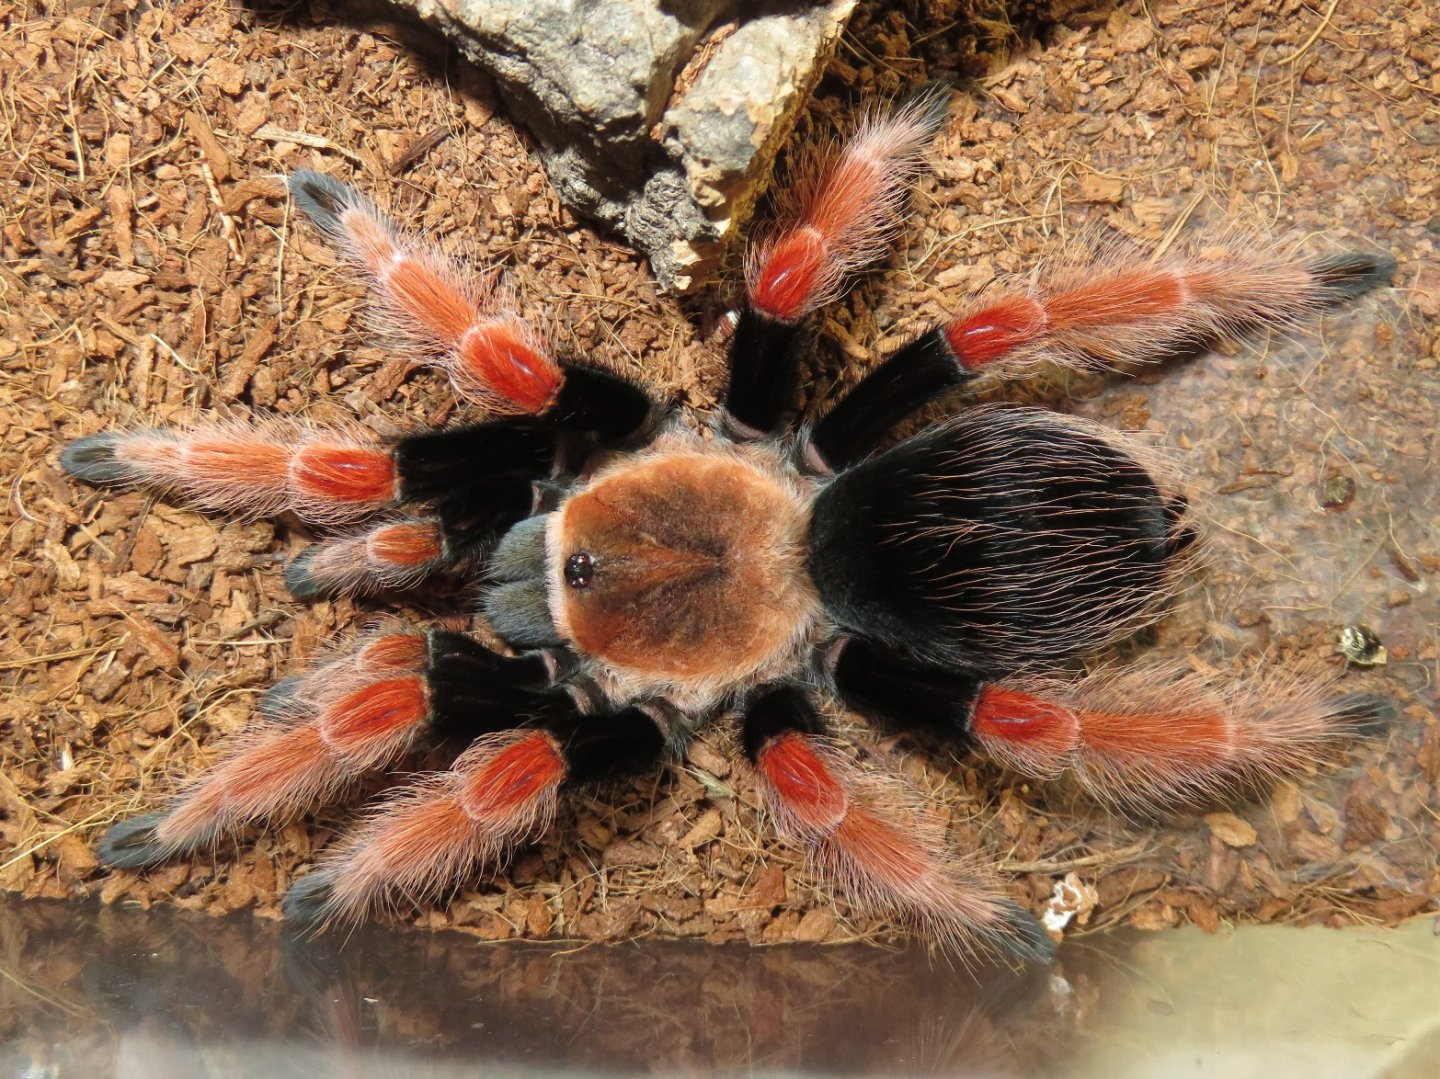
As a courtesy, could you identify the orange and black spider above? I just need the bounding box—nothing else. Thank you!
[63,88,1394,961]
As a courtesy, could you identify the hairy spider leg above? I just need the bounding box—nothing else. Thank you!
[291,174,657,433]
[284,515,450,598]
[63,381,656,602]
[826,637,981,742]
[98,632,436,868]
[747,86,952,322]
[278,418,558,599]
[283,691,678,926]
[724,85,951,436]
[289,171,564,415]
[968,664,1392,809]
[741,686,1053,962]
[938,246,1396,376]
[825,641,1389,807]
[807,243,1395,469]
[96,631,563,870]
[62,420,399,525]
[281,388,665,602]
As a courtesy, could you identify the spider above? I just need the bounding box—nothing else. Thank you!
[63,88,1394,961]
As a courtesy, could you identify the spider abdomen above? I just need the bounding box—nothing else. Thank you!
[809,408,1187,673]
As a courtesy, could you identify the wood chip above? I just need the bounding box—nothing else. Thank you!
[186,110,233,181]
[1205,813,1258,849]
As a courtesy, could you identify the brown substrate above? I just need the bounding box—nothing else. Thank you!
[2,0,1436,948]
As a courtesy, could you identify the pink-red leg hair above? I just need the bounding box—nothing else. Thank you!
[285,517,449,597]
[943,239,1394,377]
[105,633,432,866]
[63,419,398,525]
[747,88,948,322]
[970,662,1384,808]
[752,731,1044,959]
[284,730,565,924]
[290,171,562,414]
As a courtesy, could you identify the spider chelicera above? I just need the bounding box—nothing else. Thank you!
[63,87,1394,960]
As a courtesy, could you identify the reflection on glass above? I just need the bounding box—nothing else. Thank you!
[0,895,1067,1076]
[8,896,1433,1076]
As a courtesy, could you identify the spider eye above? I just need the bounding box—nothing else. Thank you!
[564,551,595,589]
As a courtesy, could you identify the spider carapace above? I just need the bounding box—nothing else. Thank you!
[63,88,1395,960]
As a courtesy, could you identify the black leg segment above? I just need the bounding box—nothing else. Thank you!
[396,420,555,503]
[425,631,565,743]
[426,633,674,785]
[550,359,656,442]
[1306,251,1398,305]
[740,683,826,763]
[541,704,673,789]
[826,637,980,743]
[395,420,554,559]
[722,308,808,438]
[806,327,976,469]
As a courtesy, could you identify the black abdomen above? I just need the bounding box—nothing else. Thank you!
[808,408,1185,674]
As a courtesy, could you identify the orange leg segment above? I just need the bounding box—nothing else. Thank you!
[283,730,567,926]
[941,244,1393,376]
[744,688,1051,961]
[746,88,950,323]
[279,699,672,926]
[285,517,450,599]
[61,423,397,525]
[970,667,1384,807]
[289,171,563,414]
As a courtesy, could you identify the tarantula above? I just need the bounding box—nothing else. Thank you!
[64,89,1393,960]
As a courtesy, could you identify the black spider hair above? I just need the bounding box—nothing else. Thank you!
[808,408,1186,672]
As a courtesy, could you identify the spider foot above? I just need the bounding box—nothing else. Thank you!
[95,812,172,871]
[978,901,1057,965]
[1329,693,1397,738]
[281,729,566,926]
[281,867,340,926]
[725,86,950,436]
[1306,250,1398,303]
[255,674,307,720]
[288,170,564,414]
[59,432,130,485]
[803,230,1398,471]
